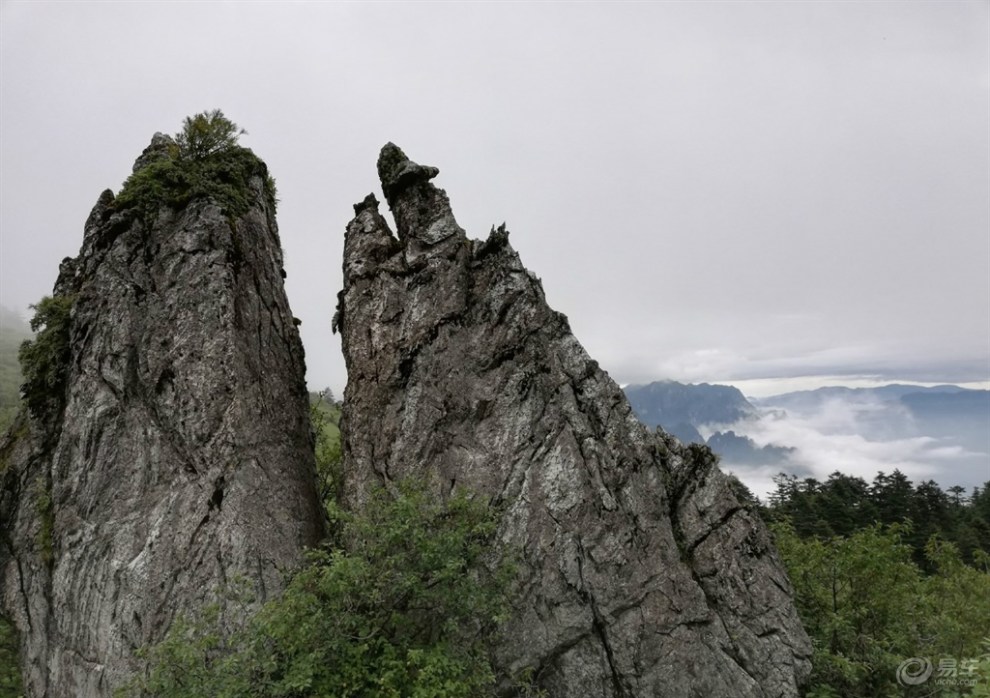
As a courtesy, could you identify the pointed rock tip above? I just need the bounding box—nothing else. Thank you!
[377,143,439,203]
[377,142,408,170]
[353,193,380,215]
[132,132,176,173]
[84,189,116,232]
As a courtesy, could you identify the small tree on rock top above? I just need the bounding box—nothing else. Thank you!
[174,109,245,160]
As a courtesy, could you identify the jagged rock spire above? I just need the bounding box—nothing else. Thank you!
[336,144,812,697]
[0,134,325,696]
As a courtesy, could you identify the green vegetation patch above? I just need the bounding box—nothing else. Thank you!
[774,523,990,697]
[114,110,277,225]
[309,392,341,506]
[765,472,990,697]
[18,294,75,425]
[0,614,22,698]
[118,479,515,698]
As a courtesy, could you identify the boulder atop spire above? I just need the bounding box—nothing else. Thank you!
[377,142,439,202]
[374,142,464,245]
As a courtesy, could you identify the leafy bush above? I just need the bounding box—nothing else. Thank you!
[118,480,513,698]
[961,639,990,698]
[18,294,74,423]
[310,393,342,506]
[175,110,245,161]
[114,111,277,225]
[773,522,990,697]
[0,614,22,698]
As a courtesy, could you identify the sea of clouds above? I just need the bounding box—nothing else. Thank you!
[709,391,989,500]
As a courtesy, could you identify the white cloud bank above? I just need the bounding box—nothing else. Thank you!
[712,393,989,500]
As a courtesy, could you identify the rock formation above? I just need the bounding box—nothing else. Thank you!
[0,135,325,696]
[336,144,812,697]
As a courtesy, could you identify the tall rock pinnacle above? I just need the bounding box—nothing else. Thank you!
[0,135,325,696]
[336,144,812,696]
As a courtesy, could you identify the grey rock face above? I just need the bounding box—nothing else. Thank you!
[0,141,325,696]
[336,144,812,697]
[131,132,175,173]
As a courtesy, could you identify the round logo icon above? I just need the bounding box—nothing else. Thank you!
[896,657,933,686]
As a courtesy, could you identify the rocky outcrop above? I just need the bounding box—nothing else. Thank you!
[336,144,812,697]
[0,137,325,696]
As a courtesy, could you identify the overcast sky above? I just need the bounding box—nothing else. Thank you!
[1,1,987,398]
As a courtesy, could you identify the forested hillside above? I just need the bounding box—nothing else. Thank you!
[759,471,990,697]
[0,307,30,431]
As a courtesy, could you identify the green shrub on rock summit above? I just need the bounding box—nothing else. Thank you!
[175,110,245,160]
[114,110,278,224]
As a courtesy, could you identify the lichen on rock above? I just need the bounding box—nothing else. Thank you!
[336,144,812,697]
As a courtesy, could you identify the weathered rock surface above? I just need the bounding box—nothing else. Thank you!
[336,144,812,697]
[0,137,325,696]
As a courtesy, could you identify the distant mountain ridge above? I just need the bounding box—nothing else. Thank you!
[623,380,791,465]
[623,380,754,434]
[754,384,979,411]
[706,430,796,466]
[626,380,988,432]
[756,384,989,442]
[621,380,989,481]
[900,389,990,419]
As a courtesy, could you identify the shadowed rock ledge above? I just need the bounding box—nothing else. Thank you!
[0,136,325,696]
[336,143,812,697]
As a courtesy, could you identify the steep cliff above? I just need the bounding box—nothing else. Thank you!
[336,144,812,697]
[0,133,325,696]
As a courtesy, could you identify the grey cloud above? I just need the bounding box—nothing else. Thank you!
[1,2,986,397]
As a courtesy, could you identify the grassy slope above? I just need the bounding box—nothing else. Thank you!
[309,392,341,441]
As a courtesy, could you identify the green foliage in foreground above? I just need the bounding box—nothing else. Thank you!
[773,522,990,697]
[118,481,513,698]
[114,110,277,225]
[17,295,74,425]
[310,392,342,506]
[0,615,22,698]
